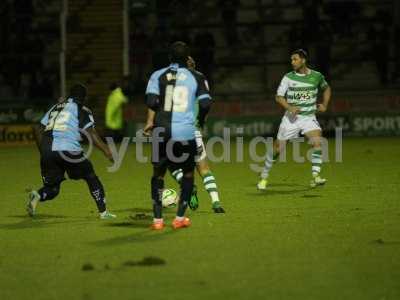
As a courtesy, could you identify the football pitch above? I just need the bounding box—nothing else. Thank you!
[0,137,399,300]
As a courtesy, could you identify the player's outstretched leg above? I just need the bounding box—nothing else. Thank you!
[196,160,225,213]
[84,174,116,219]
[151,176,165,230]
[306,131,326,188]
[172,172,193,229]
[170,167,199,211]
[26,190,41,216]
[257,139,283,190]
[170,168,183,183]
[26,183,61,216]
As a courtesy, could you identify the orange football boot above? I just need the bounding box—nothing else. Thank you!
[151,221,165,230]
[172,217,191,229]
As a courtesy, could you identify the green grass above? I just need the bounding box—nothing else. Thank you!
[0,137,399,300]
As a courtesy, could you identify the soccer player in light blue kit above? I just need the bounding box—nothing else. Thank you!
[145,41,212,230]
[27,84,116,219]
[144,56,225,213]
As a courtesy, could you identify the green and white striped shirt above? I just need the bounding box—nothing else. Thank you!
[277,70,328,116]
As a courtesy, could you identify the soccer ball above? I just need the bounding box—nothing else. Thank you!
[162,189,179,208]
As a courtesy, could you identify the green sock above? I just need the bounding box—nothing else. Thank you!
[202,171,220,204]
[261,152,279,179]
[311,149,322,177]
[171,169,183,183]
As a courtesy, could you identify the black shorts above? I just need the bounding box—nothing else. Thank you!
[152,139,197,173]
[40,150,95,185]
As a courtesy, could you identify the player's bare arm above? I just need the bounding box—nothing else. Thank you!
[318,86,332,113]
[276,95,300,115]
[85,127,113,162]
[144,108,156,136]
[31,124,44,150]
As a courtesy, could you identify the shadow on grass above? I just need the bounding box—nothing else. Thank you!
[247,183,306,189]
[249,186,316,196]
[102,211,185,229]
[104,221,150,229]
[0,214,89,230]
[8,214,67,219]
[90,229,177,247]
[114,207,181,218]
[371,239,400,246]
[113,207,153,214]
[0,219,70,230]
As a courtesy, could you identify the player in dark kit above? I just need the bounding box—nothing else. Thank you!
[27,84,116,219]
[145,41,212,230]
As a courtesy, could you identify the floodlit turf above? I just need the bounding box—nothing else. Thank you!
[0,137,399,300]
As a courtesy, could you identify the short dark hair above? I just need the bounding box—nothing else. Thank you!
[69,83,87,102]
[291,49,308,60]
[169,41,189,64]
[109,82,118,91]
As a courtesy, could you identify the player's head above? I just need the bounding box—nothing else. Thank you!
[69,83,87,103]
[109,75,130,91]
[291,49,308,71]
[109,82,118,91]
[169,41,190,65]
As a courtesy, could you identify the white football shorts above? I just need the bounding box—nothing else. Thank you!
[277,113,322,140]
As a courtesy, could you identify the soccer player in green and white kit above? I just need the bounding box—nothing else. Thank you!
[257,49,332,189]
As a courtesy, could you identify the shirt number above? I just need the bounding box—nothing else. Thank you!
[45,111,71,131]
[164,86,189,113]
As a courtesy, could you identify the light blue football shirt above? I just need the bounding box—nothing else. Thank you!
[145,63,211,140]
[40,98,94,152]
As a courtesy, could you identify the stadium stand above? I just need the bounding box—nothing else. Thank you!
[0,0,60,105]
[66,0,124,121]
[128,0,398,100]
[0,0,398,109]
